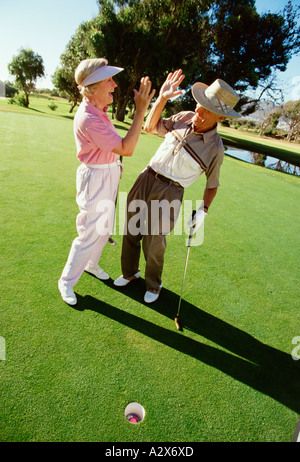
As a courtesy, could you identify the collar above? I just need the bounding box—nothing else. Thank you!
[190,123,218,143]
[83,98,109,115]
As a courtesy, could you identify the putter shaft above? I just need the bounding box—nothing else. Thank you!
[175,210,196,328]
[109,156,123,246]
[177,246,191,318]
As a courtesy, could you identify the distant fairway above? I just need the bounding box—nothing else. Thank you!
[0,95,299,442]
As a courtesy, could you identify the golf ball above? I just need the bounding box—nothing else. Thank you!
[126,413,141,423]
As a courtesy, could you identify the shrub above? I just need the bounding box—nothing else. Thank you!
[246,121,257,129]
[50,90,59,97]
[48,102,58,111]
[263,128,278,137]
[16,94,28,107]
[220,119,230,127]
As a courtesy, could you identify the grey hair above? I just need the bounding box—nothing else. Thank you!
[75,58,108,97]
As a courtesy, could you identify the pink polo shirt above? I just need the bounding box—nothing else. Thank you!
[74,99,122,165]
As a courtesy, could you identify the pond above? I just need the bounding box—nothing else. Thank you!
[225,147,300,176]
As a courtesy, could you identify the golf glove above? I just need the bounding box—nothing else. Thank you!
[187,209,207,235]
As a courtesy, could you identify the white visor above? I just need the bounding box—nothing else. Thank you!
[81,65,124,87]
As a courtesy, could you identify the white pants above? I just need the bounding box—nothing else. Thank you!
[60,162,121,287]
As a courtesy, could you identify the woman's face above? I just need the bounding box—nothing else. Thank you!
[92,76,118,110]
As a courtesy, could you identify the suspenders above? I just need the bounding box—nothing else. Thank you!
[172,129,208,171]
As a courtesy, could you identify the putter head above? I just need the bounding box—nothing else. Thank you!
[174,316,183,331]
[108,237,117,246]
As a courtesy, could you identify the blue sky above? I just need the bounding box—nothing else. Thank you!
[0,0,299,101]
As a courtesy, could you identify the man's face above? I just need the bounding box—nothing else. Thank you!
[192,104,225,133]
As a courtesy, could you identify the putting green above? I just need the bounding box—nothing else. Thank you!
[0,96,299,442]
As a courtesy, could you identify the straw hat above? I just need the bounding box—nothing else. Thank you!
[192,79,241,118]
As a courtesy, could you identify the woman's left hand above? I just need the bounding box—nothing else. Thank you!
[133,76,156,113]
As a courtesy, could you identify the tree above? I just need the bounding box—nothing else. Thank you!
[8,48,45,107]
[55,0,212,118]
[56,0,300,120]
[281,100,300,142]
[90,0,213,120]
[259,100,300,141]
[211,0,300,113]
[259,110,281,136]
[210,1,300,88]
[52,21,95,113]
[52,67,81,113]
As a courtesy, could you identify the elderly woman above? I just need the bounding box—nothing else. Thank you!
[58,58,155,305]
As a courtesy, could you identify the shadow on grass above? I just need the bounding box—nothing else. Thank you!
[61,114,75,120]
[73,278,300,414]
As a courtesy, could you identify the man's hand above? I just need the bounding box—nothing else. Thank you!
[159,69,185,100]
[187,209,207,235]
[144,69,185,134]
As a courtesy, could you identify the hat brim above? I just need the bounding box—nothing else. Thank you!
[81,66,124,87]
[192,82,241,118]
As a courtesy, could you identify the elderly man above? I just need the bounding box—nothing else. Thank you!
[114,69,241,303]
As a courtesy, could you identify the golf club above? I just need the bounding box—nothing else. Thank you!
[108,156,123,246]
[175,209,196,331]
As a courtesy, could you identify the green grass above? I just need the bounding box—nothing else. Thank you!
[0,92,73,117]
[0,95,299,442]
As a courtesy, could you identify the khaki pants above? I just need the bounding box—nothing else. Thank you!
[121,168,184,290]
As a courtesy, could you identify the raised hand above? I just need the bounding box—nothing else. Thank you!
[112,76,156,157]
[143,69,186,134]
[159,69,185,100]
[133,76,156,113]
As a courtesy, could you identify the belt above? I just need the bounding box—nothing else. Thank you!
[83,160,123,169]
[148,167,183,189]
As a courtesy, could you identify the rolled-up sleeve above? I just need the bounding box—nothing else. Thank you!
[205,148,224,188]
[155,111,195,137]
[155,117,174,137]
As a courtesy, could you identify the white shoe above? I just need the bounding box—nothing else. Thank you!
[114,271,141,287]
[84,266,109,280]
[144,283,162,304]
[58,280,77,305]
